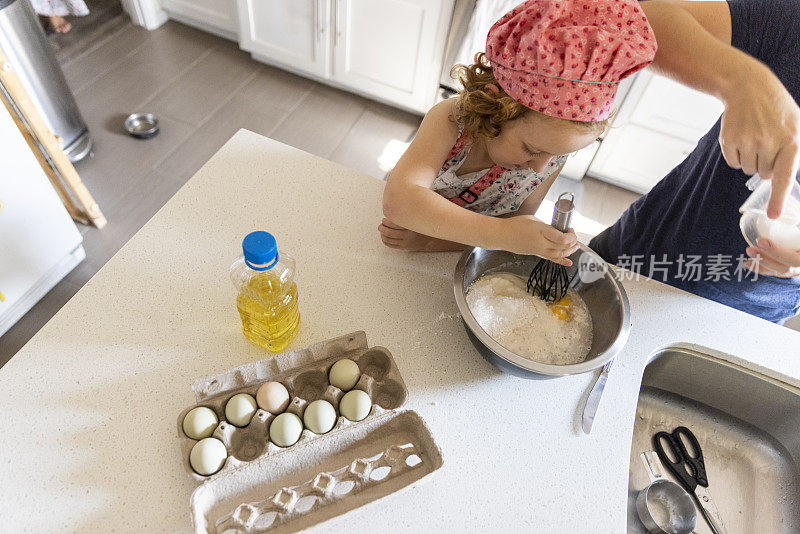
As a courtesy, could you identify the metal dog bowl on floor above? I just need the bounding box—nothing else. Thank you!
[124,113,159,139]
[453,245,631,378]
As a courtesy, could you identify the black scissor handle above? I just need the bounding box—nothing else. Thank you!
[672,426,708,487]
[653,431,698,493]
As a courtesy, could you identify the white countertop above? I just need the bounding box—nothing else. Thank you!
[1,129,798,532]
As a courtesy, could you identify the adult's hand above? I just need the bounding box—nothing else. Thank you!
[639,1,800,218]
[745,238,800,278]
[719,63,800,219]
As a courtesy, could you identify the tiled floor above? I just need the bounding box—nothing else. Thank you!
[47,0,124,63]
[0,16,645,367]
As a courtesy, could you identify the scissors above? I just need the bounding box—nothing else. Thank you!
[653,426,727,534]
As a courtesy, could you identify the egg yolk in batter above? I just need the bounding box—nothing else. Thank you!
[550,296,571,321]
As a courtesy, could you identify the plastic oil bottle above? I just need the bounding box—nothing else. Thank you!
[230,231,300,351]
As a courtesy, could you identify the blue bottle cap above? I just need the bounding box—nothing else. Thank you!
[242,231,278,271]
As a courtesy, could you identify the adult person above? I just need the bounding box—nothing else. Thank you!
[590,0,800,323]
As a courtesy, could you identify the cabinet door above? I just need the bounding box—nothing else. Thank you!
[237,0,330,78]
[589,123,698,193]
[627,73,724,141]
[587,70,724,192]
[163,0,238,35]
[331,0,448,112]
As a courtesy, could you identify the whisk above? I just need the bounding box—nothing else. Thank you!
[527,192,575,302]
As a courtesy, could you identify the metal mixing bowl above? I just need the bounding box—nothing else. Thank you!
[453,245,631,378]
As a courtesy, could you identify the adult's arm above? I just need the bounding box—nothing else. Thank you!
[640,0,800,219]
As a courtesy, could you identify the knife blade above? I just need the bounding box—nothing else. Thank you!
[582,359,613,434]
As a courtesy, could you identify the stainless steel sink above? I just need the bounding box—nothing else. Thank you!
[628,347,800,533]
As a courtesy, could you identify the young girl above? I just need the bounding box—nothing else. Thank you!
[380,0,657,265]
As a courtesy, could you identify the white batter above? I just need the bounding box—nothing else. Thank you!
[466,272,593,365]
[754,198,800,249]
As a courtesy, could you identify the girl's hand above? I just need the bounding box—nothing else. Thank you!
[378,219,431,251]
[500,215,580,266]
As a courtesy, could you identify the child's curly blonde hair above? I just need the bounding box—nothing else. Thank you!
[450,53,610,140]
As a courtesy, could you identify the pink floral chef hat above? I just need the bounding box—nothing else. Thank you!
[486,0,657,121]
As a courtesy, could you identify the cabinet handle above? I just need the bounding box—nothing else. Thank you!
[334,0,340,46]
[317,0,324,39]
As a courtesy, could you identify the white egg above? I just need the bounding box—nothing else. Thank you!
[189,437,227,476]
[270,412,303,447]
[329,358,360,391]
[303,399,336,434]
[339,389,372,422]
[182,406,219,440]
[256,381,290,414]
[225,393,258,427]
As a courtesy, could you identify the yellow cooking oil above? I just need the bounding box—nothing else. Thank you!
[236,271,300,351]
[233,231,301,351]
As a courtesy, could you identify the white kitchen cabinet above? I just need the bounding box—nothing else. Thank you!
[590,124,697,192]
[237,0,453,114]
[588,70,725,193]
[627,73,725,142]
[237,0,330,79]
[161,0,238,39]
[331,0,448,111]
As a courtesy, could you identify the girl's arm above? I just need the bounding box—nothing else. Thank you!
[382,100,576,258]
[378,218,467,252]
[501,163,578,258]
[382,99,506,248]
[378,163,574,254]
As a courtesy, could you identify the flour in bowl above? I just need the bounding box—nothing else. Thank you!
[465,272,593,365]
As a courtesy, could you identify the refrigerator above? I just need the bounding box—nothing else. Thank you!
[0,0,93,161]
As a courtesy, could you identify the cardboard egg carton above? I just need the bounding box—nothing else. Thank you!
[177,332,443,533]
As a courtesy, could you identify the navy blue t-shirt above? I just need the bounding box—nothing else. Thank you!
[593,0,800,323]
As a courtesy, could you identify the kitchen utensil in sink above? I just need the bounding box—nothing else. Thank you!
[527,192,575,302]
[636,451,697,534]
[654,426,727,534]
[581,358,613,434]
[739,173,800,251]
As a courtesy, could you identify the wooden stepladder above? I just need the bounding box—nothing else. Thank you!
[0,46,106,228]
